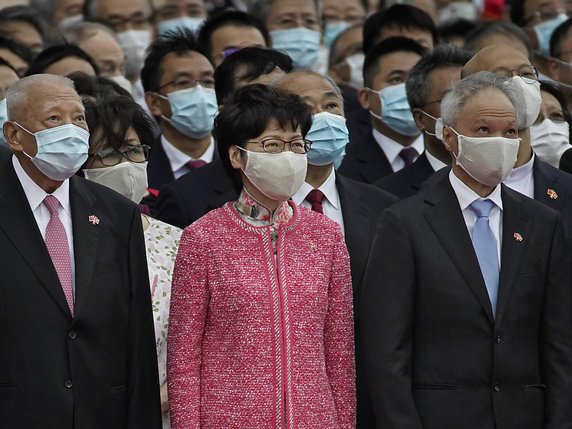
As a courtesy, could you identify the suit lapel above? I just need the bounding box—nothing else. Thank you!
[424,176,495,323]
[495,186,531,324]
[410,153,437,191]
[533,158,564,212]
[357,132,393,183]
[0,159,72,317]
[336,176,370,289]
[69,176,100,319]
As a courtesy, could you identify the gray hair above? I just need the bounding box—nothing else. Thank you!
[63,21,119,45]
[248,0,321,26]
[7,74,75,121]
[441,71,524,128]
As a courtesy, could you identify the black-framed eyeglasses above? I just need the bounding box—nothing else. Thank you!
[494,65,539,82]
[154,77,215,93]
[246,138,312,154]
[90,144,150,166]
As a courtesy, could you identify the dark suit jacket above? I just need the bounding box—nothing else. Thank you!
[361,174,572,429]
[0,156,161,428]
[155,159,235,228]
[374,152,438,199]
[339,129,394,184]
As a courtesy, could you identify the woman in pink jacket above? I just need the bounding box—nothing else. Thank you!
[167,84,355,429]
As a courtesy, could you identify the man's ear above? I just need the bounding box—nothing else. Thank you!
[357,87,371,110]
[545,57,561,81]
[144,91,165,117]
[441,125,454,152]
[412,108,425,133]
[3,121,21,152]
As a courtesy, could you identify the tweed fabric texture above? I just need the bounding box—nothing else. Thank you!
[167,201,355,429]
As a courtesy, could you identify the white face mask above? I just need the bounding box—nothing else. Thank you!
[345,52,364,89]
[108,75,133,94]
[116,29,151,76]
[83,162,148,204]
[530,119,571,168]
[510,76,541,129]
[449,127,521,187]
[237,147,307,201]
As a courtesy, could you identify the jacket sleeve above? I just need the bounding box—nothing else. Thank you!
[542,214,572,429]
[324,227,356,429]
[360,208,423,429]
[126,206,162,429]
[167,225,210,429]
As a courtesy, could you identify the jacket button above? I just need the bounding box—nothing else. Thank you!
[68,330,77,340]
[493,384,502,392]
[64,380,73,389]
[495,335,501,343]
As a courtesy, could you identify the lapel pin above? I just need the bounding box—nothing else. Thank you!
[547,189,558,200]
[513,232,523,242]
[88,215,100,225]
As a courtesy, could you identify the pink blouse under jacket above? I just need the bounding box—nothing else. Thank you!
[167,201,355,429]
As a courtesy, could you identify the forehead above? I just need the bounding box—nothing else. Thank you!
[379,27,433,48]
[268,0,317,17]
[211,25,266,50]
[541,90,562,111]
[459,88,516,121]
[377,51,421,77]
[29,83,83,109]
[323,0,364,11]
[159,51,213,79]
[473,47,531,72]
[95,0,150,17]
[474,35,529,58]
[426,66,462,95]
[332,27,362,58]
[280,74,340,99]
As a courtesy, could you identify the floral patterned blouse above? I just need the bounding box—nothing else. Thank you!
[143,215,182,429]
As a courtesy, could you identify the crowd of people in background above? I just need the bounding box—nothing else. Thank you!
[1,0,572,428]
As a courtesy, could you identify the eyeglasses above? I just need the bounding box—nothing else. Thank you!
[494,65,538,82]
[246,138,312,154]
[91,144,150,166]
[155,77,215,93]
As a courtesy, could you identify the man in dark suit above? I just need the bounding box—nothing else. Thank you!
[375,44,471,198]
[278,70,398,429]
[339,37,427,184]
[155,47,294,227]
[462,44,572,247]
[141,29,217,192]
[362,72,572,428]
[0,74,161,428]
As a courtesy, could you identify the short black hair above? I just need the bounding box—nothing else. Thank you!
[214,47,293,105]
[509,0,527,27]
[363,4,438,54]
[438,18,476,45]
[464,20,533,58]
[25,44,99,76]
[539,79,571,125]
[363,36,428,87]
[215,84,312,192]
[141,28,198,92]
[550,18,572,58]
[406,44,472,109]
[0,35,34,67]
[0,5,48,46]
[196,11,270,63]
[69,72,132,99]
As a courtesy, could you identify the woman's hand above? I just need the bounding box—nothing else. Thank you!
[160,383,169,415]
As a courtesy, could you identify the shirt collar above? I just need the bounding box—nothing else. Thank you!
[507,152,535,183]
[372,128,424,164]
[425,149,448,172]
[292,168,340,209]
[161,135,215,172]
[234,187,293,226]
[449,168,503,212]
[12,155,71,215]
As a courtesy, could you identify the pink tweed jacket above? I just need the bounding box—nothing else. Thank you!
[167,201,355,429]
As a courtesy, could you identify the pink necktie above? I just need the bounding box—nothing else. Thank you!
[43,195,74,316]
[186,160,207,170]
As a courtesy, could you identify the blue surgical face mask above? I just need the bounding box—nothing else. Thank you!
[323,21,351,48]
[535,13,568,56]
[15,122,90,181]
[306,111,349,166]
[0,99,8,148]
[160,85,218,139]
[157,16,204,36]
[271,27,321,69]
[369,83,420,137]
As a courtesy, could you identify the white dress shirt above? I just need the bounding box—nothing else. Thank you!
[13,156,76,294]
[449,169,503,267]
[161,135,215,180]
[372,128,425,172]
[293,168,345,236]
[425,149,448,172]
[504,153,535,199]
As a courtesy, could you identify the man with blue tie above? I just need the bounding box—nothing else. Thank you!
[361,71,572,429]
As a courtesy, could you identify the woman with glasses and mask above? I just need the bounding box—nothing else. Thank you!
[76,77,182,429]
[167,84,355,429]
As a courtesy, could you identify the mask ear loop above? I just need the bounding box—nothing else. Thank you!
[419,109,439,137]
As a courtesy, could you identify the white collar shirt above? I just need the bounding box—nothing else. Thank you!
[503,153,535,199]
[161,134,215,180]
[372,128,425,172]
